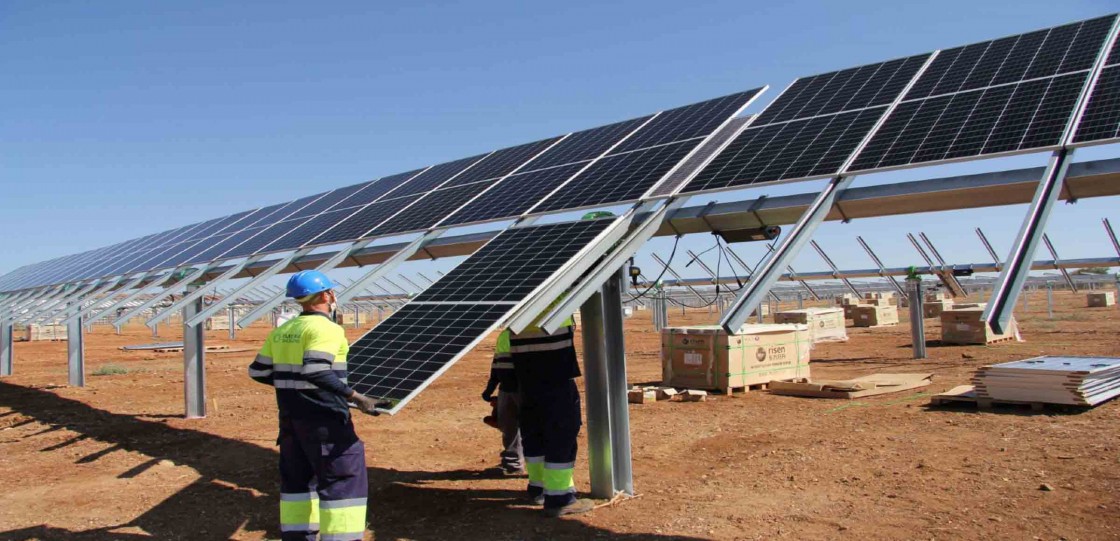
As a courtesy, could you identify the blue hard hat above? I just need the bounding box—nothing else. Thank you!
[286,270,335,299]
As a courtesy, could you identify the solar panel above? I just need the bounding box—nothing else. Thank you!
[439,137,563,188]
[848,16,1115,173]
[437,163,587,227]
[1073,65,1120,144]
[346,218,615,409]
[413,218,612,303]
[653,116,752,197]
[530,140,700,213]
[347,303,509,402]
[1072,25,1120,146]
[852,73,1087,170]
[678,56,930,194]
[527,117,652,169]
[304,195,419,246]
[753,55,931,125]
[388,156,487,199]
[527,88,765,210]
[370,183,492,237]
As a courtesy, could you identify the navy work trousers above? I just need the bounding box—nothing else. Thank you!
[278,416,368,541]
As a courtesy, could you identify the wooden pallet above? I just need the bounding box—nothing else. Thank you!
[930,385,1088,411]
[720,383,769,395]
[153,345,231,353]
[943,334,1019,346]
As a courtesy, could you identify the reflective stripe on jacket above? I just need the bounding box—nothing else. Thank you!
[250,312,353,420]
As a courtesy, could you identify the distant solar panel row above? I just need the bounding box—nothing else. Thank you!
[347,218,614,407]
[3,14,1120,295]
[0,89,761,293]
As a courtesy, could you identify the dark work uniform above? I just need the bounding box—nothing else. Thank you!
[249,311,367,541]
[510,323,581,510]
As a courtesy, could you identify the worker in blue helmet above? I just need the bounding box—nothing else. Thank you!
[249,270,387,540]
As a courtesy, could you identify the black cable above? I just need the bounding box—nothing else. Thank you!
[625,235,682,302]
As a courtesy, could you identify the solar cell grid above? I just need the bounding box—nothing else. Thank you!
[221,218,313,259]
[413,219,612,303]
[851,72,1087,171]
[611,89,764,153]
[532,140,699,213]
[370,183,493,237]
[906,16,1114,100]
[440,137,562,188]
[186,226,270,265]
[306,195,419,246]
[653,116,752,196]
[438,163,587,227]
[682,107,885,193]
[285,187,361,220]
[754,55,930,125]
[347,303,508,402]
[1073,65,1120,144]
[388,156,487,199]
[526,117,651,169]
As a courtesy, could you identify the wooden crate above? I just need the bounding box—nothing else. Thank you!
[661,324,811,394]
[26,324,67,341]
[923,300,954,319]
[940,308,1018,345]
[773,307,847,343]
[1087,292,1115,307]
[851,305,898,327]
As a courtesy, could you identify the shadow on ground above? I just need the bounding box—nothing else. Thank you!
[0,381,701,541]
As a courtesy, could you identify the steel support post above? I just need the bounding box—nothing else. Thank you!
[1042,234,1078,292]
[1047,283,1055,319]
[148,255,268,328]
[984,149,1073,334]
[719,176,855,333]
[67,302,85,387]
[112,266,211,327]
[0,314,12,376]
[602,268,634,495]
[228,305,237,340]
[183,285,207,419]
[907,278,926,360]
[857,236,906,297]
[580,290,614,498]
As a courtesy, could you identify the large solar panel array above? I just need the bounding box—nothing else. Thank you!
[850,15,1116,172]
[0,90,761,293]
[679,54,932,194]
[1072,23,1120,144]
[346,218,614,408]
[3,15,1120,296]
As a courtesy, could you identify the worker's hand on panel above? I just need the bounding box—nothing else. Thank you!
[350,393,388,416]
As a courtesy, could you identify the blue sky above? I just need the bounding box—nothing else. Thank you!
[2,0,1118,286]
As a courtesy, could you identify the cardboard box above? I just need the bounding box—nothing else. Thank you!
[865,291,895,301]
[867,297,894,307]
[835,294,860,306]
[774,307,847,343]
[661,324,811,393]
[851,305,899,327]
[842,303,868,320]
[628,388,657,404]
[940,308,1018,345]
[25,324,67,341]
[923,300,954,319]
[925,292,949,302]
[1087,292,1115,307]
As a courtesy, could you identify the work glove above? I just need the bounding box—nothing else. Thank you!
[481,392,494,402]
[350,393,391,416]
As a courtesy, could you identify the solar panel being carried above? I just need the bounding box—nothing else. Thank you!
[346,217,615,410]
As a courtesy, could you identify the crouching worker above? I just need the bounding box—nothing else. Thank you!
[249,270,389,541]
[482,331,525,476]
[511,312,595,518]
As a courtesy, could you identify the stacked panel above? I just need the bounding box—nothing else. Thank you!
[682,54,931,193]
[347,218,614,409]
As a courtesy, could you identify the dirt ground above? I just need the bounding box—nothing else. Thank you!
[1,289,1118,540]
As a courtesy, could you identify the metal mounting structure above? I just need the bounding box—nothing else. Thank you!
[984,17,1120,334]
[146,255,269,328]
